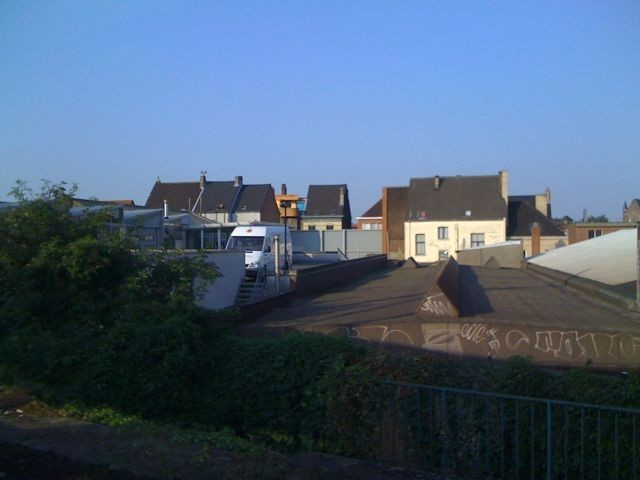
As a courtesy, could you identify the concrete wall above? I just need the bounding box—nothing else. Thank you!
[194,250,245,310]
[457,242,524,269]
[509,236,568,257]
[291,255,388,295]
[291,229,383,259]
[404,219,506,262]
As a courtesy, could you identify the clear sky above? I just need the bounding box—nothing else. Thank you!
[1,1,639,221]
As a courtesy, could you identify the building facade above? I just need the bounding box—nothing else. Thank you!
[301,184,352,231]
[403,172,509,262]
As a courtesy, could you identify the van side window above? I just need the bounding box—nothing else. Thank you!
[265,238,271,253]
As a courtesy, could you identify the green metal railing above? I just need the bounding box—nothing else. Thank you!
[376,382,640,480]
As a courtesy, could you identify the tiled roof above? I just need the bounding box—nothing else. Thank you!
[360,199,382,218]
[304,185,350,218]
[508,200,565,237]
[407,175,506,221]
[144,182,201,211]
[199,181,237,213]
[235,185,274,212]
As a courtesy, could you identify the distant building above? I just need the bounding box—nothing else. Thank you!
[404,172,509,262]
[356,199,382,230]
[563,222,637,245]
[507,197,567,257]
[301,184,352,231]
[623,199,640,223]
[382,186,409,260]
[275,184,304,230]
[145,174,280,226]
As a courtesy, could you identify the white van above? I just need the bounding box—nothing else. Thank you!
[226,224,293,276]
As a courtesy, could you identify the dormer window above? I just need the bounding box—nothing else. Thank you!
[465,210,471,217]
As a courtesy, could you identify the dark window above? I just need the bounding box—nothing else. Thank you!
[308,225,316,231]
[438,226,448,240]
[588,229,603,239]
[415,234,425,255]
[470,233,485,247]
[326,225,334,230]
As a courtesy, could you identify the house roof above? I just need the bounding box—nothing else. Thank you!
[508,200,565,237]
[199,181,237,213]
[235,185,274,212]
[359,199,382,218]
[407,175,506,221]
[304,185,350,217]
[145,182,201,211]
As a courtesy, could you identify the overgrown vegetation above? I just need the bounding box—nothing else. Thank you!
[1,181,639,469]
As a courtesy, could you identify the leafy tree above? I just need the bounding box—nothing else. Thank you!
[587,214,608,223]
[0,180,217,412]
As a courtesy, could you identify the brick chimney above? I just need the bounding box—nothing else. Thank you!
[499,170,508,204]
[531,222,541,256]
[281,184,287,195]
[199,171,207,189]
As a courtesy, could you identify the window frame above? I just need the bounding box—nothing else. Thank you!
[438,226,449,240]
[415,233,426,255]
[470,233,485,247]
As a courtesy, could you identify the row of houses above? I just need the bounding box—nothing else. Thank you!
[145,174,352,232]
[48,171,638,260]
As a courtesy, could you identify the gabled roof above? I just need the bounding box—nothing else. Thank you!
[508,200,565,237]
[145,182,201,211]
[359,199,382,218]
[199,181,237,213]
[407,175,506,221]
[304,185,350,217]
[235,185,274,212]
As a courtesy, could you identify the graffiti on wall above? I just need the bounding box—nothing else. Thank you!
[300,320,640,367]
[422,322,640,364]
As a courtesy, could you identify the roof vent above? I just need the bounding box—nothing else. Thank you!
[200,171,207,189]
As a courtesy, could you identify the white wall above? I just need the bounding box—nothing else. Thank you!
[193,250,245,310]
[404,220,506,262]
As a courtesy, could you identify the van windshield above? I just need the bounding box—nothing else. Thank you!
[227,236,265,251]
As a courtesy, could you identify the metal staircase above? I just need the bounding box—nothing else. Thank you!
[235,266,268,306]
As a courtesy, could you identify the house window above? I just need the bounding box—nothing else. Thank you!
[326,225,334,230]
[588,229,602,239]
[438,226,448,240]
[470,233,485,247]
[308,225,316,231]
[415,234,425,255]
[362,223,371,230]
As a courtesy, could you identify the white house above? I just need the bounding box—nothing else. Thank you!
[404,172,509,262]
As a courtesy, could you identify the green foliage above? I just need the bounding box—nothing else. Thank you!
[587,214,609,222]
[1,179,639,465]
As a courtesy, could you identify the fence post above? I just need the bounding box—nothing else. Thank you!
[547,401,552,480]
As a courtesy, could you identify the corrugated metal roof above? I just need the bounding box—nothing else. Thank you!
[528,228,638,286]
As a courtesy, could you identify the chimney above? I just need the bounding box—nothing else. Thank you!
[163,200,169,219]
[583,209,588,223]
[281,184,287,195]
[200,171,207,189]
[234,176,243,187]
[339,187,345,207]
[434,175,440,190]
[531,222,540,256]
[499,170,509,204]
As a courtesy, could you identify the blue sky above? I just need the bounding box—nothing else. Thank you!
[1,1,639,220]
